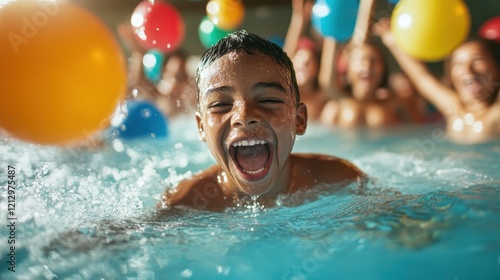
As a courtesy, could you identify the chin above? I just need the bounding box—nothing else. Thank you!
[460,91,489,104]
[234,171,276,196]
[237,184,273,196]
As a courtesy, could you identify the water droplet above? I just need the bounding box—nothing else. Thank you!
[181,269,193,278]
[141,109,151,118]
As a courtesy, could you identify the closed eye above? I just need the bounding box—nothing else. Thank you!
[259,98,286,109]
[207,102,232,112]
[208,102,231,108]
[259,98,285,104]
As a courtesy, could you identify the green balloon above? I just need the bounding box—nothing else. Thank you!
[198,16,234,49]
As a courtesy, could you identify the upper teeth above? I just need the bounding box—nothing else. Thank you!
[232,140,266,147]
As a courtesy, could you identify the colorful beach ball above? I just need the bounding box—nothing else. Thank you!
[112,100,169,140]
[391,0,470,61]
[0,1,126,145]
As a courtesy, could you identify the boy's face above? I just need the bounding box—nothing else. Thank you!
[196,51,307,196]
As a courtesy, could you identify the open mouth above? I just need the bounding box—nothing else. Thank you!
[462,76,484,94]
[358,72,373,83]
[229,138,272,181]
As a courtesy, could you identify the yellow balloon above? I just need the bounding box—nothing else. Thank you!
[206,0,245,30]
[0,1,126,145]
[391,0,470,61]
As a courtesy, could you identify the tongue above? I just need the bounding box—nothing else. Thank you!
[465,81,482,93]
[234,144,270,172]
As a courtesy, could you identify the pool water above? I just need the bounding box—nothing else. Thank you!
[1,119,499,280]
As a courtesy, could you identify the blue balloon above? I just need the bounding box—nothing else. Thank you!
[142,49,164,84]
[112,100,168,139]
[267,35,285,48]
[387,0,399,4]
[311,0,359,42]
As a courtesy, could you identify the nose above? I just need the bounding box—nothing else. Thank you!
[457,61,474,74]
[357,58,371,72]
[231,101,260,128]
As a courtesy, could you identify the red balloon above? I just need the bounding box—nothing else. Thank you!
[479,16,500,43]
[131,1,185,53]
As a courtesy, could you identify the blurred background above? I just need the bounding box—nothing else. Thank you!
[70,0,500,56]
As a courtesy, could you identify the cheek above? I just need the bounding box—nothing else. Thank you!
[202,115,223,145]
[268,108,297,139]
[346,68,356,82]
[450,67,462,84]
[348,60,359,73]
[307,61,319,76]
[206,114,218,128]
[474,61,493,74]
[374,65,385,82]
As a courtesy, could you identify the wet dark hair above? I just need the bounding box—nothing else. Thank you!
[195,30,300,107]
[477,38,500,100]
[476,37,500,68]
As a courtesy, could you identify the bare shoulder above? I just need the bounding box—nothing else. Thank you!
[291,153,365,186]
[487,102,500,132]
[490,101,500,116]
[320,99,340,125]
[159,165,231,210]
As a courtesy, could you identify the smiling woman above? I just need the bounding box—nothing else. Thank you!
[374,18,500,144]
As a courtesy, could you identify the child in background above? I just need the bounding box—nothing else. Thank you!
[116,22,196,119]
[160,31,364,210]
[374,18,500,143]
[320,0,419,127]
[155,50,197,117]
[283,0,330,122]
[388,72,429,123]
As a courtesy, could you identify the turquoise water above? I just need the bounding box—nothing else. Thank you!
[1,119,499,279]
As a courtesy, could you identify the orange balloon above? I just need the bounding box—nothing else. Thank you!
[0,1,126,145]
[206,0,245,30]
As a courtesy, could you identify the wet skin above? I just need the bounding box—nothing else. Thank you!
[161,51,364,210]
[450,41,498,111]
[292,48,329,122]
[321,44,400,128]
[348,44,385,101]
[446,41,500,142]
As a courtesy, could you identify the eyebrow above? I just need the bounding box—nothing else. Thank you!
[252,82,287,94]
[202,85,234,98]
[202,82,287,98]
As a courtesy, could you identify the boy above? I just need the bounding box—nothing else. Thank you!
[160,31,364,211]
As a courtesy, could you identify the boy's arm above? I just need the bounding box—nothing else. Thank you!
[373,18,461,117]
[292,154,365,188]
[159,165,230,210]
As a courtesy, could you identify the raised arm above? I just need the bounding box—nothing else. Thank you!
[283,0,313,57]
[350,0,376,46]
[318,37,343,98]
[373,18,461,117]
[319,0,376,99]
